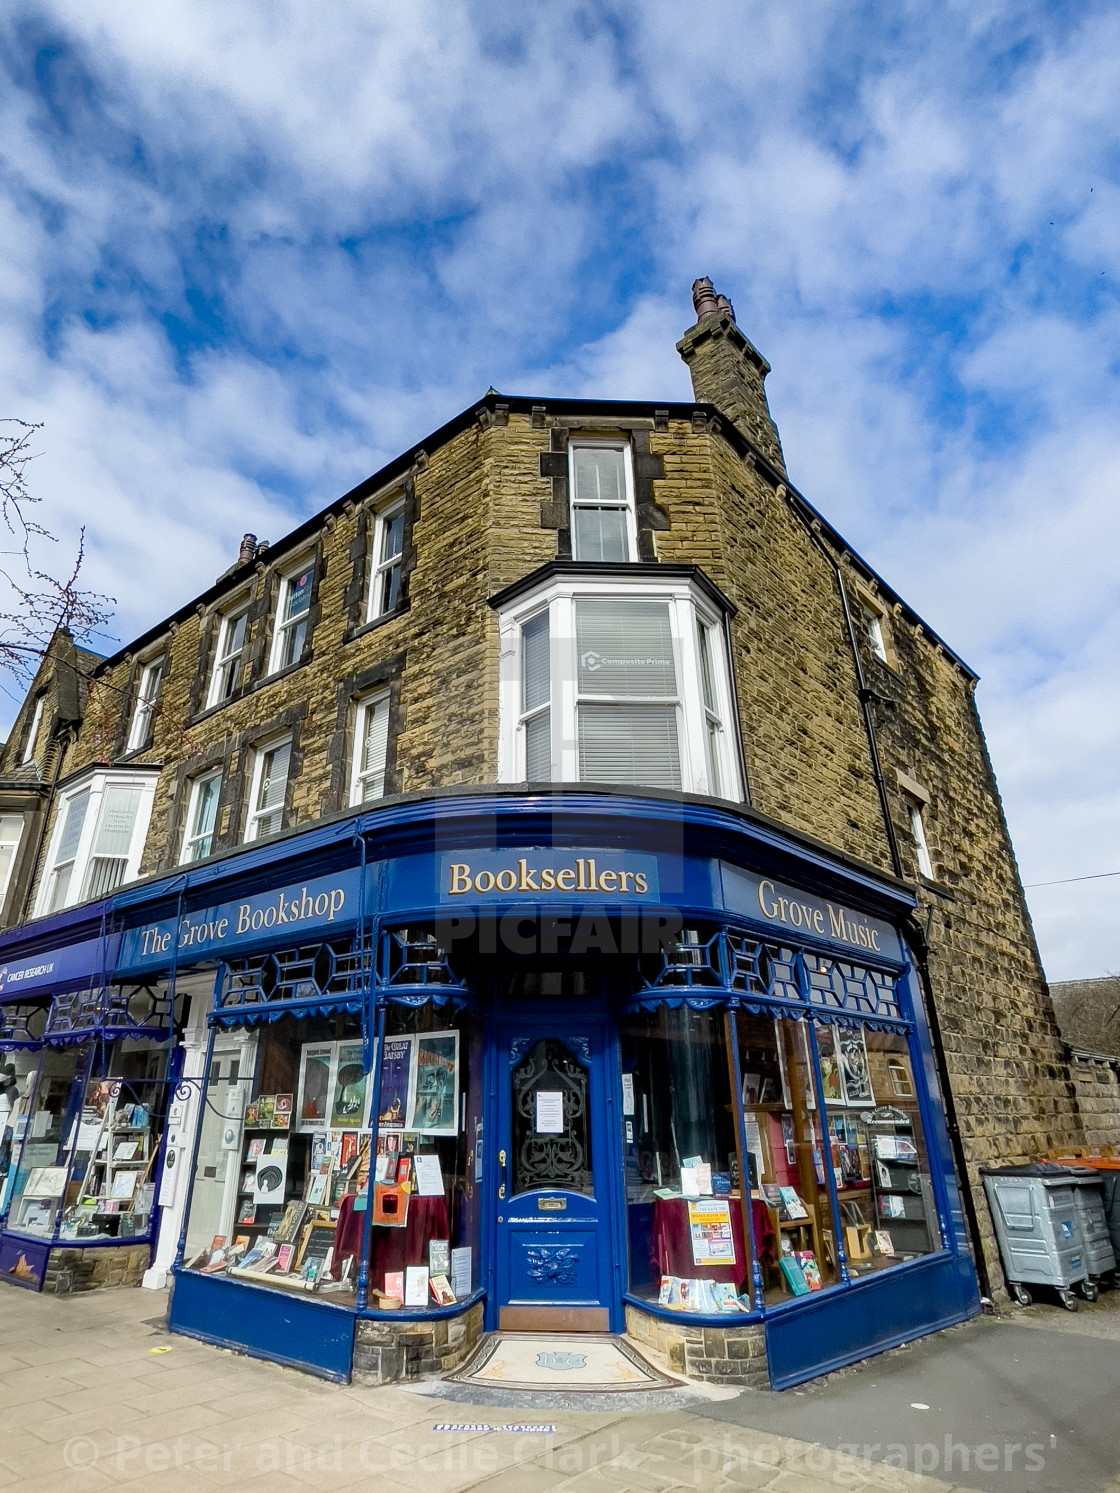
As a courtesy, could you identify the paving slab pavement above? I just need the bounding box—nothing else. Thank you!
[0,1280,1114,1492]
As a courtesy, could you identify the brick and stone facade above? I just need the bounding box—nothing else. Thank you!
[0,281,1096,1355]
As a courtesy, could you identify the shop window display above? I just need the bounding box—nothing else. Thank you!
[182,1000,483,1313]
[621,1006,754,1315]
[737,1015,841,1302]
[371,1003,482,1310]
[183,1013,369,1301]
[814,1026,939,1274]
[3,1039,167,1243]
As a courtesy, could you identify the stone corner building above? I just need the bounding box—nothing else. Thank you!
[0,279,1087,1390]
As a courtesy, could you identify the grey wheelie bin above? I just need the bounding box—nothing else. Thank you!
[1065,1167,1116,1287]
[981,1163,1089,1310]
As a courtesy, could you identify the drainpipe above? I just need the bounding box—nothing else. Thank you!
[784,487,993,1302]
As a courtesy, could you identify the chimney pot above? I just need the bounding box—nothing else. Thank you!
[238,533,257,565]
[691,277,721,321]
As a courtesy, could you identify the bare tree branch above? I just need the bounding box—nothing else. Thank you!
[0,424,115,686]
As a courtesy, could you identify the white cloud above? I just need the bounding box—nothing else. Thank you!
[0,1,1118,977]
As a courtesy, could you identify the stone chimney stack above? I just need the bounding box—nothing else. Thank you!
[677,278,785,472]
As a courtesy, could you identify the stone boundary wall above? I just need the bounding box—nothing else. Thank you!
[625,1302,769,1388]
[1066,1052,1120,1153]
[352,1302,485,1385]
[44,1242,150,1294]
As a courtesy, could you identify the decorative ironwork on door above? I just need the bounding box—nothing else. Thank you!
[510,1037,592,1196]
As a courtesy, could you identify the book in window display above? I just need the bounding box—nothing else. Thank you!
[378,1037,412,1125]
[838,1028,874,1106]
[408,1033,458,1135]
[815,1025,844,1105]
[252,1146,288,1204]
[330,1043,368,1128]
[294,1045,333,1122]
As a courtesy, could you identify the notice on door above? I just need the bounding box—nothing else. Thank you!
[535,1091,565,1134]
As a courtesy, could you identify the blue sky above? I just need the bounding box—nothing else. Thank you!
[1,1,1118,979]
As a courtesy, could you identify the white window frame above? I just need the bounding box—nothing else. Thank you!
[126,657,166,753]
[34,768,159,916]
[862,605,888,664]
[349,691,391,806]
[21,694,46,765]
[244,735,292,843]
[206,603,250,709]
[0,813,25,909]
[268,559,315,676]
[366,501,406,622]
[909,802,934,880]
[568,440,639,563]
[180,770,223,864]
[496,572,742,800]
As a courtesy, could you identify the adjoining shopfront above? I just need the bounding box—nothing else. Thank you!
[0,917,179,1293]
[0,790,980,1386]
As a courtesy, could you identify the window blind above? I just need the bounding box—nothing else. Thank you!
[92,785,141,859]
[578,704,681,789]
[572,447,625,506]
[55,790,91,864]
[522,612,550,712]
[359,697,390,799]
[573,507,629,563]
[257,742,291,812]
[576,599,677,697]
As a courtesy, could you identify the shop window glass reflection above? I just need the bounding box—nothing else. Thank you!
[621,1007,752,1314]
[737,1015,841,1301]
[815,1026,939,1275]
[3,1039,167,1243]
[183,1014,367,1302]
[373,1004,482,1309]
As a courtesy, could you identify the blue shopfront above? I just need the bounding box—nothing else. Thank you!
[0,912,179,1293]
[0,792,979,1386]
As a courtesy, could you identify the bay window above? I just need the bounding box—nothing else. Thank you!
[497,570,741,799]
[0,813,25,907]
[35,769,159,914]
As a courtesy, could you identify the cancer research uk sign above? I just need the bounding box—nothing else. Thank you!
[118,870,360,973]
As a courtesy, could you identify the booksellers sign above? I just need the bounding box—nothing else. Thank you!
[721,864,901,959]
[440,850,660,901]
[119,870,361,971]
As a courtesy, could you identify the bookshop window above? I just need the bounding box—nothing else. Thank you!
[735,1014,841,1302]
[371,1002,483,1311]
[183,1013,369,1303]
[813,1025,939,1275]
[4,1039,168,1243]
[619,1006,751,1315]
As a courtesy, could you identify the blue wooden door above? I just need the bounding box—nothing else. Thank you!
[492,1007,619,1331]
